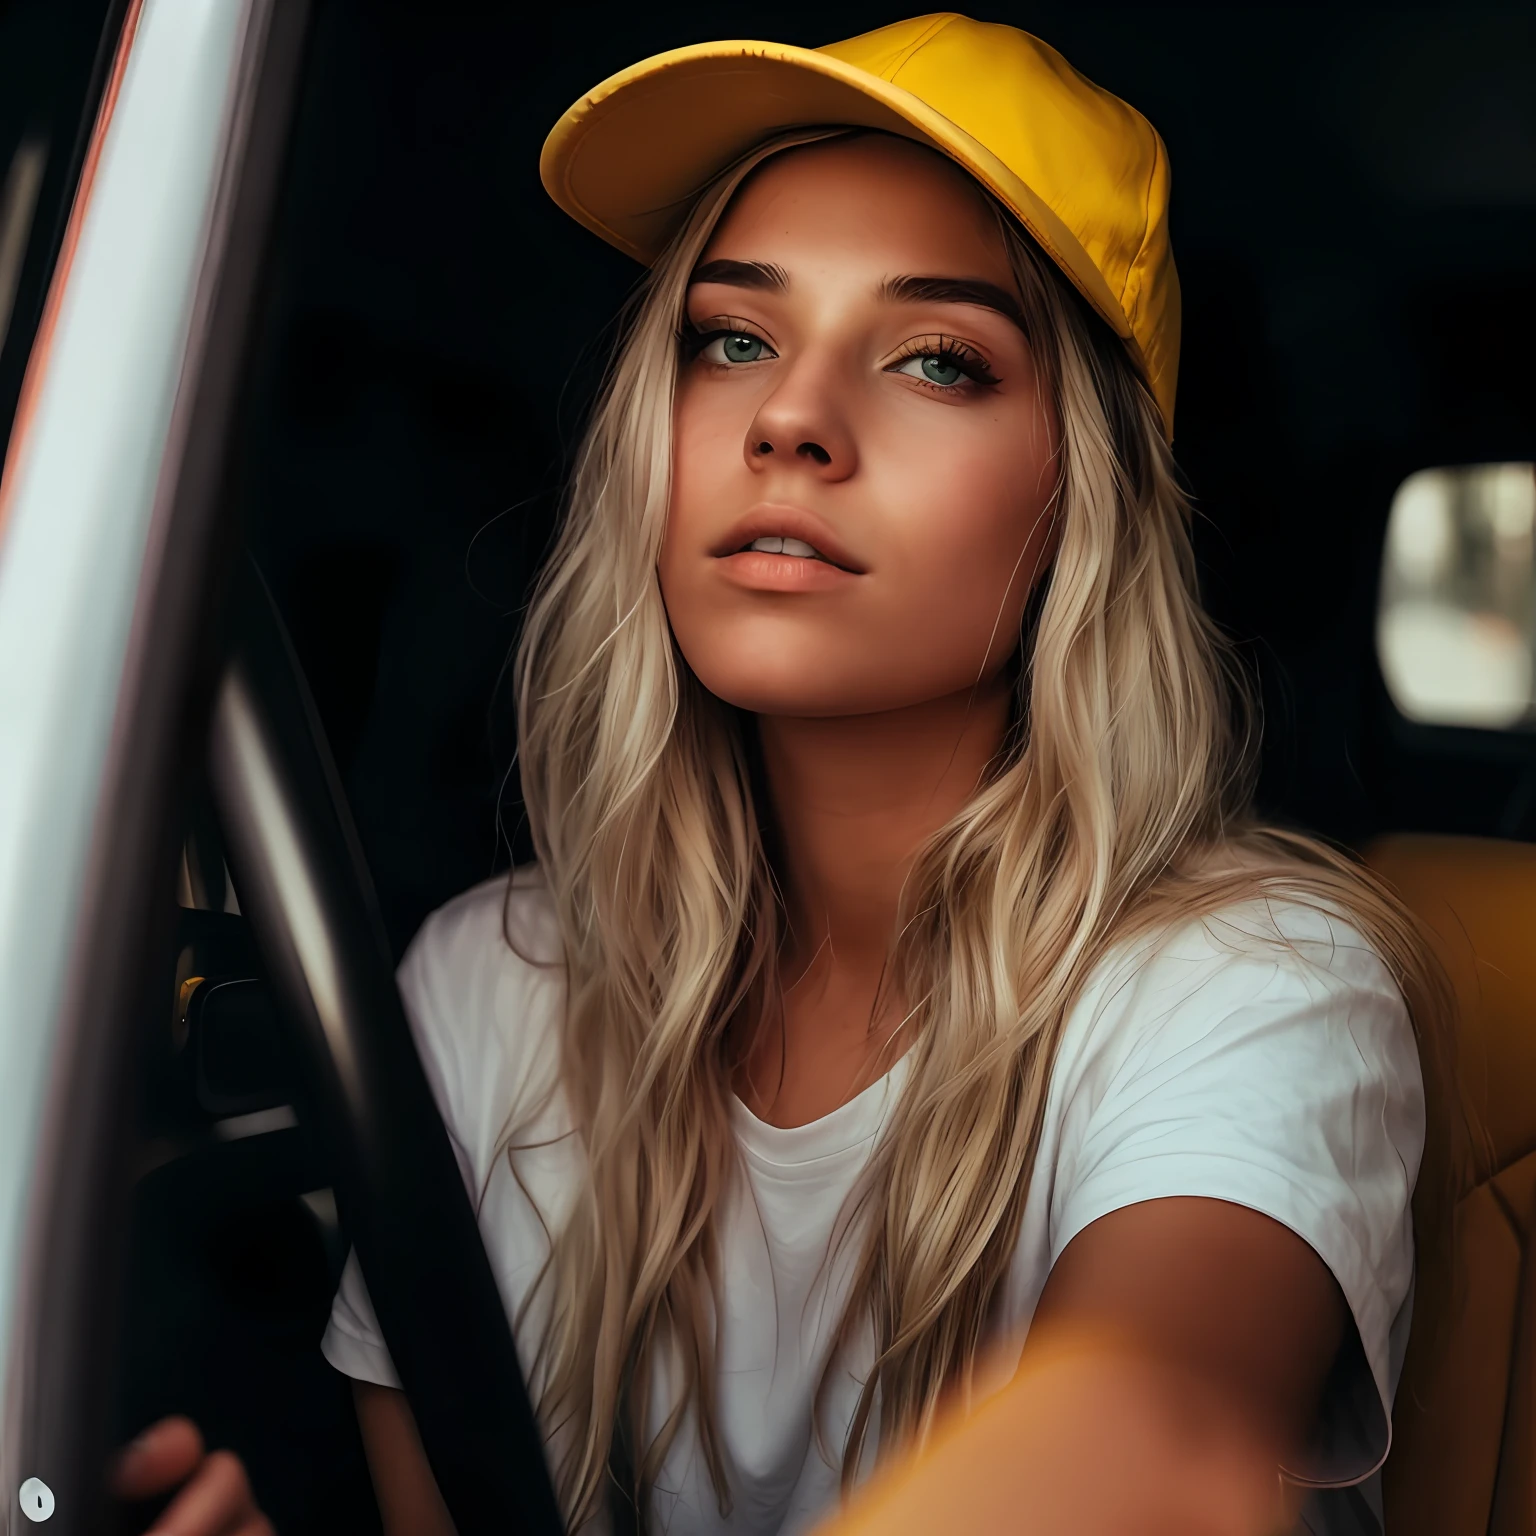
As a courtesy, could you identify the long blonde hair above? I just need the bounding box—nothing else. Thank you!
[511,129,1454,1529]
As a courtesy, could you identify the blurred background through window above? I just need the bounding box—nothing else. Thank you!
[1378,462,1536,729]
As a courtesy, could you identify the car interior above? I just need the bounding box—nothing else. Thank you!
[2,2,1535,1534]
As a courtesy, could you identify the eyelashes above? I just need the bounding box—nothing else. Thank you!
[886,334,1001,389]
[677,317,771,363]
[677,318,1003,391]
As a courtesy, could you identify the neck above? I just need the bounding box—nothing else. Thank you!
[758,674,1012,975]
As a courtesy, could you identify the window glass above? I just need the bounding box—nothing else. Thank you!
[1377,462,1536,728]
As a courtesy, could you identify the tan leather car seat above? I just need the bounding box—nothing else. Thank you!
[1368,834,1536,1536]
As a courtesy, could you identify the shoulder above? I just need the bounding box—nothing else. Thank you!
[402,864,561,986]
[1064,896,1416,1089]
[1047,895,1425,1218]
[396,866,569,1176]
[398,865,563,1042]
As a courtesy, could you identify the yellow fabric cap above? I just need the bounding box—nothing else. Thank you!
[540,13,1181,436]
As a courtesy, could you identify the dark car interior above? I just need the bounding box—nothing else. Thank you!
[3,2,1535,1534]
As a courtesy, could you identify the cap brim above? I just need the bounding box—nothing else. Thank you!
[540,39,1134,348]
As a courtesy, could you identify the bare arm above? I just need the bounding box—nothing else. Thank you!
[815,1196,1348,1535]
[1027,1195,1347,1454]
[353,1381,458,1536]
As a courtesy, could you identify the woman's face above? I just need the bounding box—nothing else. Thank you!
[659,133,1060,718]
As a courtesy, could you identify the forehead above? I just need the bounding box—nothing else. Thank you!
[699,134,1012,284]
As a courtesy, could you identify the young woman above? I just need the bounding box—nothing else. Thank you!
[123,15,1447,1536]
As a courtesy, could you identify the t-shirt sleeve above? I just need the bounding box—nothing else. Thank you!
[1047,902,1425,1488]
[321,1247,401,1388]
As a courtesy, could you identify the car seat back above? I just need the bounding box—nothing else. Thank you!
[1368,834,1536,1536]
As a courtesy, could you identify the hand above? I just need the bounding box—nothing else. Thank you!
[111,1417,273,1536]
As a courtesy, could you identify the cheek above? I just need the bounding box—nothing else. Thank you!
[658,383,749,679]
[669,378,745,530]
[868,409,1055,652]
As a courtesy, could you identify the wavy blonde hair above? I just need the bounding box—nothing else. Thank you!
[510,130,1454,1529]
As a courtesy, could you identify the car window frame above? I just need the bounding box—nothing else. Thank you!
[0,2,309,1528]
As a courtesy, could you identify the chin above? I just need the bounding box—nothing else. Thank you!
[681,656,912,719]
[689,672,846,717]
[672,618,956,717]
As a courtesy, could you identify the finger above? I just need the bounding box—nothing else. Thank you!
[110,1417,205,1501]
[231,1518,276,1536]
[145,1449,256,1536]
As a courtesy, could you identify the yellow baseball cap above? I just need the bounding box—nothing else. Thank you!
[540,13,1181,436]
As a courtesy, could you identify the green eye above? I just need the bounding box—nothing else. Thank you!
[704,332,767,364]
[893,351,977,388]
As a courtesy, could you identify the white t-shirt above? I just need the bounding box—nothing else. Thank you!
[322,867,1424,1536]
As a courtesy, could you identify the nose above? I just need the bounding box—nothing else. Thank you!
[744,359,858,482]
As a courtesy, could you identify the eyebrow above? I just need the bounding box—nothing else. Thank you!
[879,275,1028,333]
[688,258,789,291]
[686,261,1027,333]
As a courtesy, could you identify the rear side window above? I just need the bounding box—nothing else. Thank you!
[1377,462,1536,729]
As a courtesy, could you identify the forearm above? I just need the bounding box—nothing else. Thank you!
[353,1380,459,1536]
[813,1334,1294,1536]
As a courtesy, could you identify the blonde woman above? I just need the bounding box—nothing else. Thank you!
[127,14,1448,1536]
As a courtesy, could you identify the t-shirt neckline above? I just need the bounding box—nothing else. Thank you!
[730,1053,913,1169]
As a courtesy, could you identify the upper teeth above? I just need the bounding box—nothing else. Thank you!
[749,536,822,559]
